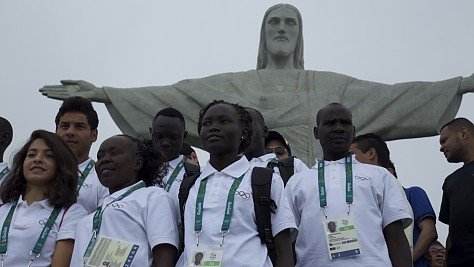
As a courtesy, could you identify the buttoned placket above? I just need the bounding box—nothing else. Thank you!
[208,173,222,203]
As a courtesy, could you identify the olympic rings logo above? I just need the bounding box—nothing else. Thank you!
[111,203,124,209]
[355,175,370,181]
[82,183,93,188]
[38,220,55,229]
[235,191,251,199]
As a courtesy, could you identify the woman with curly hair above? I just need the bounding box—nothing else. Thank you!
[0,130,87,267]
[71,134,179,267]
[178,100,296,267]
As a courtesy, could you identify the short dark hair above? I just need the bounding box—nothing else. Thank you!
[244,107,265,126]
[119,135,168,187]
[198,100,253,154]
[181,142,195,157]
[55,96,99,130]
[153,108,185,128]
[0,130,78,206]
[440,117,474,134]
[316,102,351,126]
[0,117,13,148]
[352,133,394,173]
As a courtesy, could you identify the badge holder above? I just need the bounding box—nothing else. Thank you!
[323,215,361,260]
[189,231,224,267]
[84,235,140,267]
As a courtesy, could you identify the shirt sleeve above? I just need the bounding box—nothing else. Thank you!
[408,187,436,226]
[381,173,413,229]
[270,172,297,236]
[57,203,88,240]
[439,180,450,224]
[143,192,179,250]
[293,158,309,174]
[284,174,302,228]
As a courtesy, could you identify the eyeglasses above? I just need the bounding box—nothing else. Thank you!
[266,146,288,156]
[429,248,446,255]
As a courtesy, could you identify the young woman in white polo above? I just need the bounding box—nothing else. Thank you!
[0,130,87,266]
[71,135,179,267]
[178,100,296,267]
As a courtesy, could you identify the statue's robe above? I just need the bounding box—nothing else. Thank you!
[103,69,462,165]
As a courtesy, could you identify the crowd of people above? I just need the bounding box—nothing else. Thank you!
[0,96,472,267]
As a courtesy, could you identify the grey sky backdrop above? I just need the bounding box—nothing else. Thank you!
[1,0,473,245]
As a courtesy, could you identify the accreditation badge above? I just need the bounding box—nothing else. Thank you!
[85,236,139,267]
[189,247,224,267]
[323,216,361,260]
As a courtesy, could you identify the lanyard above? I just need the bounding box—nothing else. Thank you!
[83,181,146,261]
[317,156,353,216]
[77,160,95,191]
[164,159,184,192]
[0,202,62,267]
[194,173,245,247]
[0,167,9,181]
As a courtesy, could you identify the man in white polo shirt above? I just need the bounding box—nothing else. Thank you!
[0,117,13,182]
[285,103,412,266]
[150,108,194,204]
[55,96,108,214]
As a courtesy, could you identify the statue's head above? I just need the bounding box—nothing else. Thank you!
[257,4,304,70]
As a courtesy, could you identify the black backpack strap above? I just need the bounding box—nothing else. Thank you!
[277,156,295,186]
[266,158,278,170]
[178,166,201,253]
[251,167,277,261]
[183,161,201,178]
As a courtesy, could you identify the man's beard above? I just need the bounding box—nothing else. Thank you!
[267,42,294,58]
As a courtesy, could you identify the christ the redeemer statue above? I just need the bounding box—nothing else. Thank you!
[40,4,474,165]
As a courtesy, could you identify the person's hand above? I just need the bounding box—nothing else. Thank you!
[459,74,474,94]
[39,80,109,103]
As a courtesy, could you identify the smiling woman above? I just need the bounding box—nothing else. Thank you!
[0,130,87,267]
[70,134,179,267]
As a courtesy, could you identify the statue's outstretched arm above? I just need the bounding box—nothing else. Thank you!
[460,74,474,94]
[39,80,110,103]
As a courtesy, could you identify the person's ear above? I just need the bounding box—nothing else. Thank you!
[91,129,98,143]
[241,127,249,141]
[314,126,319,140]
[459,128,469,141]
[368,148,377,161]
[135,157,143,173]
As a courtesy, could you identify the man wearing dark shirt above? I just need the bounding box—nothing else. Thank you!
[439,118,474,267]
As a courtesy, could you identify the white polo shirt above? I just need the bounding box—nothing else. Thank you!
[77,158,109,214]
[0,196,86,267]
[163,155,186,211]
[285,156,413,267]
[249,153,309,177]
[178,156,296,267]
[71,182,179,267]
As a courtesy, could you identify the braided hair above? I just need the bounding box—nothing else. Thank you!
[118,135,168,187]
[197,100,253,154]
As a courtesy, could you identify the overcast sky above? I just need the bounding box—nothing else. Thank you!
[1,0,473,244]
